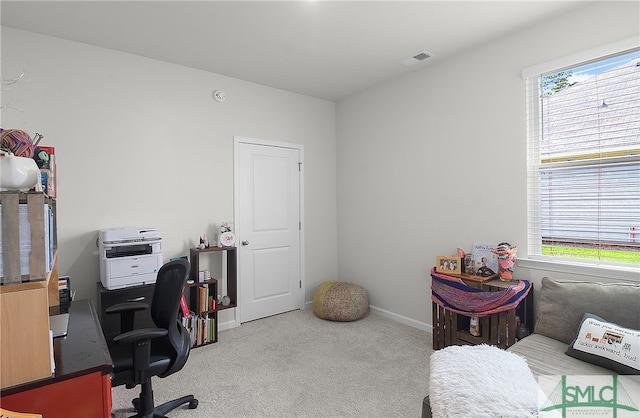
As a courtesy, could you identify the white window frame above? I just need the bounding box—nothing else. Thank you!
[521,37,640,282]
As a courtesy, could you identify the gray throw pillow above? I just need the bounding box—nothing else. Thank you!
[535,278,640,345]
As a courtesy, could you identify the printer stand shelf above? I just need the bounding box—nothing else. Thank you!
[187,246,237,348]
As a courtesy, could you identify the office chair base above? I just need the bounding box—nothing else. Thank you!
[130,381,198,418]
[154,395,198,416]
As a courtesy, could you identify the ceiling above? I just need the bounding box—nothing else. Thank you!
[1,1,588,101]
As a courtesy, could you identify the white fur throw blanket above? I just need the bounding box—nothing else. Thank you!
[429,344,539,417]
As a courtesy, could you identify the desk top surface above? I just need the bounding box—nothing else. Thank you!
[1,299,114,395]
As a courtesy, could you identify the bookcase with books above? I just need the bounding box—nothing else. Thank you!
[0,191,59,389]
[182,279,218,347]
[183,246,237,348]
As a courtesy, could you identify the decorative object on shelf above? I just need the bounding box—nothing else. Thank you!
[0,128,39,158]
[472,243,498,277]
[457,248,475,274]
[464,253,474,274]
[218,221,235,247]
[0,150,40,191]
[491,242,517,281]
[435,255,462,275]
[516,324,530,340]
[221,295,231,307]
[196,233,210,249]
[470,317,481,337]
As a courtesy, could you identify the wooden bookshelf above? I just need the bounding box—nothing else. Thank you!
[1,191,59,389]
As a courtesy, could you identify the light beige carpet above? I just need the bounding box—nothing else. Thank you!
[111,308,431,417]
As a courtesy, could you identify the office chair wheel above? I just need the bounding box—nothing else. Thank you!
[132,397,141,412]
[189,399,199,409]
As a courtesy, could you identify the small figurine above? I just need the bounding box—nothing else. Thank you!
[197,233,209,249]
[220,222,233,234]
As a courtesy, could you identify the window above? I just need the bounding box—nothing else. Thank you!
[524,43,640,270]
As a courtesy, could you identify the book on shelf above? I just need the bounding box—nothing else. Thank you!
[180,294,191,318]
[471,243,499,277]
[198,285,209,313]
[0,202,54,279]
[181,314,216,347]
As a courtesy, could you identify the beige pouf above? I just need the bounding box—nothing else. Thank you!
[313,281,369,321]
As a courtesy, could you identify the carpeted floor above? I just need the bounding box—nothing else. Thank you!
[111,308,432,417]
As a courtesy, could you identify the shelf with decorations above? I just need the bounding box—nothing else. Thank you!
[184,245,237,348]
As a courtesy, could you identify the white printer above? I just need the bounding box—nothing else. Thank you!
[99,227,163,290]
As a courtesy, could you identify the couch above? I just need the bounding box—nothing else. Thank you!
[422,276,640,417]
[507,276,639,376]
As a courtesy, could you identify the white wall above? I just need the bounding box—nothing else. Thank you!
[1,28,338,319]
[336,1,640,330]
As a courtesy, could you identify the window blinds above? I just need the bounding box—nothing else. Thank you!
[525,48,640,265]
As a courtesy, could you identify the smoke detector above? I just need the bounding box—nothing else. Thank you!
[213,90,226,102]
[401,50,433,66]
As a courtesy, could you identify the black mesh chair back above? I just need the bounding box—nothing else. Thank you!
[107,258,198,417]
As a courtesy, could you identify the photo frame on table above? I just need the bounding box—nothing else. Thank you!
[436,256,462,275]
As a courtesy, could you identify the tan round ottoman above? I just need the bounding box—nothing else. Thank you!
[312,281,369,321]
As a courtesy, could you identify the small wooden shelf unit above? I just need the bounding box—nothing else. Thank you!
[186,246,237,347]
[432,273,533,350]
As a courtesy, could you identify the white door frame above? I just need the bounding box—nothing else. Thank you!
[233,136,305,328]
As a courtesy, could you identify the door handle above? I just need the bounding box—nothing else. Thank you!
[241,240,250,246]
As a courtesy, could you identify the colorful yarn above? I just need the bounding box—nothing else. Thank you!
[431,268,531,317]
[492,242,518,280]
[0,129,35,158]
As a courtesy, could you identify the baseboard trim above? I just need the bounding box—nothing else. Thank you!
[218,319,238,332]
[304,300,432,333]
[369,305,432,333]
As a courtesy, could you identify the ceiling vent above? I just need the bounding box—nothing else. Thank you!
[401,50,433,66]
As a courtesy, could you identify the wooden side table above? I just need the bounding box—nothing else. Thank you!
[432,274,533,350]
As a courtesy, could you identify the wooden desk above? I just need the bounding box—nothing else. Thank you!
[1,300,114,417]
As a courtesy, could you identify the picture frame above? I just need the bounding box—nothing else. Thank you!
[436,256,462,275]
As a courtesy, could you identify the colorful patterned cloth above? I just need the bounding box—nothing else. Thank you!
[431,269,531,317]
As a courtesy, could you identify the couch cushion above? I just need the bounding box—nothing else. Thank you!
[534,277,640,345]
[566,313,639,374]
[508,334,615,376]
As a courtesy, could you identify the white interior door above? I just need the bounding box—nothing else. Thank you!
[235,137,303,323]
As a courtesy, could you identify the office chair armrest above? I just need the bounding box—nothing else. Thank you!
[105,301,150,334]
[113,327,169,386]
[105,301,149,315]
[113,327,168,345]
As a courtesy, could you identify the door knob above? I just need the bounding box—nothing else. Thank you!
[241,240,250,246]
